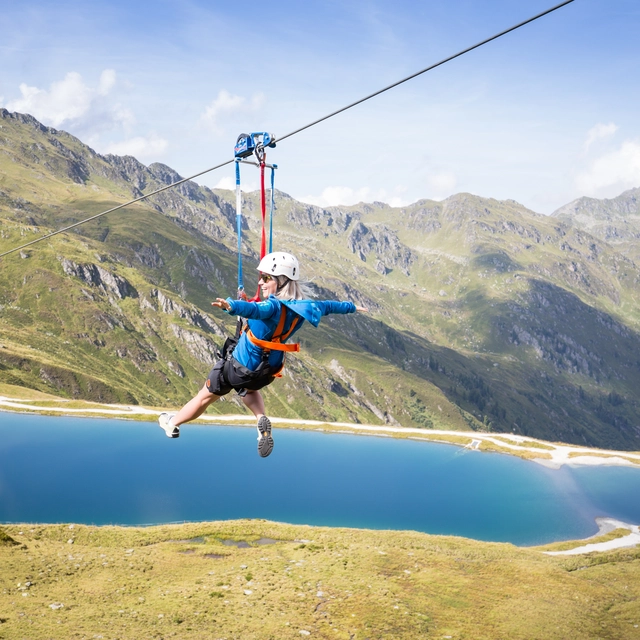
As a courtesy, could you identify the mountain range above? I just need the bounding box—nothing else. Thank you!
[1,107,640,451]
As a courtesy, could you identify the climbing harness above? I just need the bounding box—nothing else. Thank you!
[245,307,301,354]
[233,132,278,302]
[222,306,301,389]
[242,306,301,379]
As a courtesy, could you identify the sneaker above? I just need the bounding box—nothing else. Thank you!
[256,415,274,458]
[158,413,179,438]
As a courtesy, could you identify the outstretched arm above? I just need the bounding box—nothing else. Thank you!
[212,296,279,320]
[314,300,367,316]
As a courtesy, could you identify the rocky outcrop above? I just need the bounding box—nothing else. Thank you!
[60,259,137,299]
[286,202,356,235]
[148,289,224,336]
[185,249,230,292]
[553,188,640,224]
[347,221,415,275]
[552,189,640,259]
[102,154,150,193]
[167,361,185,378]
[0,108,50,133]
[169,324,218,364]
[148,162,203,202]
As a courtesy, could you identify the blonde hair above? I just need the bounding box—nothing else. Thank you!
[274,275,313,301]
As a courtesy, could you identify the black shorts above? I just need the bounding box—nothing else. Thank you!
[205,358,277,397]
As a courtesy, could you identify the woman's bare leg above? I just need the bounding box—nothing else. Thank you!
[172,385,220,426]
[241,390,266,418]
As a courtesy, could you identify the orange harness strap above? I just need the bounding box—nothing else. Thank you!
[246,331,300,351]
[245,307,301,353]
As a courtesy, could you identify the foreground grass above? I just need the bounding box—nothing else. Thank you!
[1,521,639,639]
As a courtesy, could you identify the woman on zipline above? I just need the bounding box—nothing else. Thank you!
[158,251,367,457]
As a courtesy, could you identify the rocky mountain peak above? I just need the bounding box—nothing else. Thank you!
[553,188,640,223]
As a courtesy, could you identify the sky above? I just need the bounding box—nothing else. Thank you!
[1,0,639,214]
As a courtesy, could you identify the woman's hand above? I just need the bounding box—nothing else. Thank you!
[212,298,231,312]
[355,306,368,313]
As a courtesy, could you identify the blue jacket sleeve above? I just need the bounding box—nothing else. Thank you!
[314,301,357,316]
[226,297,280,320]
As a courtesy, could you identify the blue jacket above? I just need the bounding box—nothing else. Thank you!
[225,295,356,371]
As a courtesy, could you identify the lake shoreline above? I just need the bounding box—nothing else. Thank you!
[2,402,640,554]
[2,394,640,470]
[3,515,639,555]
[542,517,640,555]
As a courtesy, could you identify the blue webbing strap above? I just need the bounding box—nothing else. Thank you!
[269,165,277,253]
[235,160,244,293]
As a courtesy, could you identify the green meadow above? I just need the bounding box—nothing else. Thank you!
[1,520,639,640]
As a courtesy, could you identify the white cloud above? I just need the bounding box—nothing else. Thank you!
[213,176,236,191]
[298,185,411,208]
[575,140,640,197]
[583,122,618,152]
[103,133,168,161]
[388,196,408,208]
[5,70,119,128]
[211,175,259,192]
[97,69,116,96]
[426,172,457,200]
[108,103,136,131]
[299,186,372,207]
[200,89,265,135]
[7,72,92,127]
[2,69,173,162]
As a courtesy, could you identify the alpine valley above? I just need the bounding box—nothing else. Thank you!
[2,108,640,451]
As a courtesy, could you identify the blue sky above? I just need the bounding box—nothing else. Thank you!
[1,0,639,213]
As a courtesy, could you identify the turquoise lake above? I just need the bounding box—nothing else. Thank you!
[1,412,639,546]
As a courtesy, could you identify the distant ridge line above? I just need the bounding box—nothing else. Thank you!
[0,0,575,260]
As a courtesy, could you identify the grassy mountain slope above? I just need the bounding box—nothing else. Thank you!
[2,108,640,450]
[252,190,640,449]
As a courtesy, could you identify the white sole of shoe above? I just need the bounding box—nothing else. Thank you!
[159,413,179,438]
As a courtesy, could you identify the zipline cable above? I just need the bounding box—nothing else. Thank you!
[0,0,574,260]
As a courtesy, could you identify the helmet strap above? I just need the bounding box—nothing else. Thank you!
[275,275,289,294]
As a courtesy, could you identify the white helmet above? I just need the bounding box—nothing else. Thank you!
[257,251,300,281]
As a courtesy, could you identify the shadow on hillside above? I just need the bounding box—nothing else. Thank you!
[469,277,640,449]
[341,279,640,450]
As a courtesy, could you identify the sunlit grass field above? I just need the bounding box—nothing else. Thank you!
[1,520,639,639]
